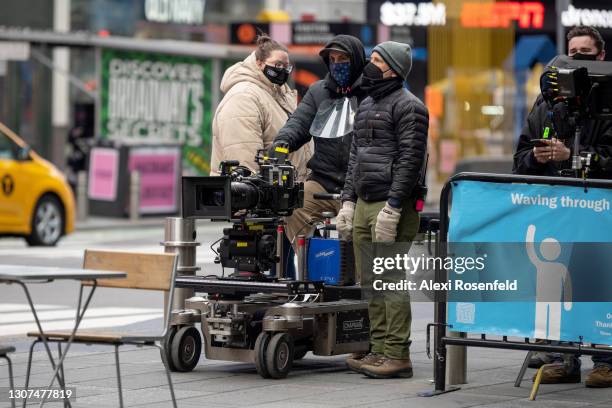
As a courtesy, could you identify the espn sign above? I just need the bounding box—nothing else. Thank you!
[461,1,545,29]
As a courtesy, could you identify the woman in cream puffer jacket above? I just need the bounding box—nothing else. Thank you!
[210,36,312,180]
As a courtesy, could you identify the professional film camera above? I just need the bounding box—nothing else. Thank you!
[182,150,303,275]
[540,55,612,178]
[171,155,369,379]
[168,145,438,378]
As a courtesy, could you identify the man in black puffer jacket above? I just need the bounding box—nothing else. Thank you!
[337,41,428,379]
[272,35,366,247]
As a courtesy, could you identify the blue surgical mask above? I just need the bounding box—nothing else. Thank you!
[330,61,351,88]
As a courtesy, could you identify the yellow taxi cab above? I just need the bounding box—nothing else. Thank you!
[0,121,75,246]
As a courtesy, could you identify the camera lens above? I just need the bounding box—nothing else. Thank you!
[213,190,225,206]
[230,182,259,210]
[197,187,226,208]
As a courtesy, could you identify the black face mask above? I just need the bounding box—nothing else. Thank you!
[571,53,598,61]
[361,62,403,99]
[263,65,289,85]
[362,62,385,81]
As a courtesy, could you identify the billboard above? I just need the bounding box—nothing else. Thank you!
[127,146,181,214]
[100,49,213,175]
[229,22,377,47]
[88,147,119,201]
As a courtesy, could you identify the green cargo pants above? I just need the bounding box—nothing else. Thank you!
[353,198,419,360]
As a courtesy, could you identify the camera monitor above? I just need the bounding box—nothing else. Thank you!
[547,55,612,119]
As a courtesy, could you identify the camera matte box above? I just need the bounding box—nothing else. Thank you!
[182,176,231,219]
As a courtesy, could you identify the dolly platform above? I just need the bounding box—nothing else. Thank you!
[165,277,369,378]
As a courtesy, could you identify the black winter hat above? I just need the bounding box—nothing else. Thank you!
[373,41,412,81]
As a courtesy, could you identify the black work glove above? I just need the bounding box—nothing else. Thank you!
[268,141,290,163]
[540,67,561,106]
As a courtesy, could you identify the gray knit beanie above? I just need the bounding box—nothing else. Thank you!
[372,41,412,81]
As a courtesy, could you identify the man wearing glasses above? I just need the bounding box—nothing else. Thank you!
[211,34,312,182]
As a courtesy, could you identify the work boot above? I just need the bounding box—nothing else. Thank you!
[585,365,612,388]
[528,339,562,369]
[361,356,413,379]
[528,351,555,369]
[350,351,368,360]
[533,362,581,384]
[346,353,383,373]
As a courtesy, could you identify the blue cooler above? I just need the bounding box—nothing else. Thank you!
[306,238,355,286]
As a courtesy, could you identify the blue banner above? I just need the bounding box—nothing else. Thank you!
[447,180,612,345]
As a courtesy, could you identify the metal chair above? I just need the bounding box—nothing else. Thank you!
[0,345,16,408]
[24,250,179,408]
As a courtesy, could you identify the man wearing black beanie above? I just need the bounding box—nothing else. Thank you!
[338,41,428,379]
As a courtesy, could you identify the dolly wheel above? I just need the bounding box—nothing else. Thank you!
[265,333,294,379]
[254,332,272,378]
[170,326,202,372]
[163,326,178,371]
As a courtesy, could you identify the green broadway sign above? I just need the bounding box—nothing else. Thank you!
[100,49,213,175]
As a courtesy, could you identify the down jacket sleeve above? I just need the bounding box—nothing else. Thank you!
[341,132,358,203]
[389,101,429,202]
[215,92,265,173]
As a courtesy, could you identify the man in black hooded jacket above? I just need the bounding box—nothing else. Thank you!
[272,34,367,247]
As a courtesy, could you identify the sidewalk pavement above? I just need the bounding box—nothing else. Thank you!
[2,306,611,408]
[75,217,168,232]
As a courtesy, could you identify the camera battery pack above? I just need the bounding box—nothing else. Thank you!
[306,238,355,286]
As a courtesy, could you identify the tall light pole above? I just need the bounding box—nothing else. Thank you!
[52,0,70,169]
[556,0,570,55]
